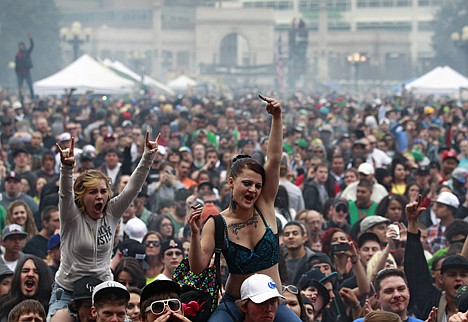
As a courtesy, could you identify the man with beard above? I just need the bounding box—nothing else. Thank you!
[441,151,459,182]
[405,195,468,321]
[176,159,197,190]
[352,269,423,322]
[0,256,53,321]
[324,198,352,235]
[348,180,378,227]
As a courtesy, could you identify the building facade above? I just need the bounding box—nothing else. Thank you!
[55,0,441,89]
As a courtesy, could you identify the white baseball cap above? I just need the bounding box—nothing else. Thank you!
[12,101,22,109]
[92,281,129,305]
[358,163,374,176]
[240,274,285,304]
[157,146,167,156]
[434,191,460,208]
[58,132,72,142]
[124,217,148,243]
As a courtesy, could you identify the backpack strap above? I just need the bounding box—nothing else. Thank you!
[212,214,224,285]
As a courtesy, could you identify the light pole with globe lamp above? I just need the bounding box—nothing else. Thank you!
[347,52,367,92]
[60,21,91,61]
[7,61,16,90]
[451,26,468,77]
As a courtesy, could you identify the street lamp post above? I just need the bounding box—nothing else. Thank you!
[451,26,468,76]
[8,61,16,90]
[60,21,91,61]
[347,52,367,92]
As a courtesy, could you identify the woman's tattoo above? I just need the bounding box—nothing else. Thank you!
[230,195,237,213]
[228,214,259,240]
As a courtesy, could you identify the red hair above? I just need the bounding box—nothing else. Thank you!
[320,227,356,254]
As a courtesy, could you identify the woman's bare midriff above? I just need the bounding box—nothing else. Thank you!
[224,264,281,298]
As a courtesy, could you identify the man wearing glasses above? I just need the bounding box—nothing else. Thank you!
[91,281,130,322]
[140,280,189,322]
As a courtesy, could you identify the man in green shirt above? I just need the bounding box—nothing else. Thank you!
[348,180,378,225]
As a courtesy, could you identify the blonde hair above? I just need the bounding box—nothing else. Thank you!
[6,200,38,239]
[364,311,402,322]
[366,250,397,281]
[73,170,113,214]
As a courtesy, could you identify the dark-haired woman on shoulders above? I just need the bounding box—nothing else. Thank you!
[188,95,301,321]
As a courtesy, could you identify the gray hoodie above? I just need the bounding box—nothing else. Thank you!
[55,150,154,291]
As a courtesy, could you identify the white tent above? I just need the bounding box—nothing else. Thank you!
[34,54,135,95]
[405,66,468,95]
[102,59,175,95]
[167,75,198,91]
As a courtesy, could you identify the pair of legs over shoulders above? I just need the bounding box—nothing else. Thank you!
[208,292,302,322]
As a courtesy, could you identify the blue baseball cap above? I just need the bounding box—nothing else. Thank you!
[48,233,60,250]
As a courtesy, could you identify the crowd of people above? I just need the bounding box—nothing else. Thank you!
[0,86,468,322]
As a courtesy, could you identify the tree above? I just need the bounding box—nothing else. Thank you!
[432,0,468,75]
[0,0,62,90]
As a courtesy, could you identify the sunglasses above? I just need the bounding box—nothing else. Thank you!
[165,251,183,257]
[145,299,181,314]
[282,285,299,294]
[335,205,347,213]
[145,241,160,247]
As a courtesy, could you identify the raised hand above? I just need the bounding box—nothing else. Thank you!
[258,94,281,117]
[364,298,374,315]
[187,204,203,234]
[406,194,426,223]
[449,311,468,322]
[342,241,359,261]
[56,137,75,166]
[339,287,359,308]
[145,131,161,153]
[425,307,438,322]
[395,221,408,243]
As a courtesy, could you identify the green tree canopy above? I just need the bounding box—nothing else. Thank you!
[0,0,62,89]
[432,0,468,75]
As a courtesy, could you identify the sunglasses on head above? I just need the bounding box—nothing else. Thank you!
[145,299,181,315]
[282,285,299,294]
[145,240,160,247]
